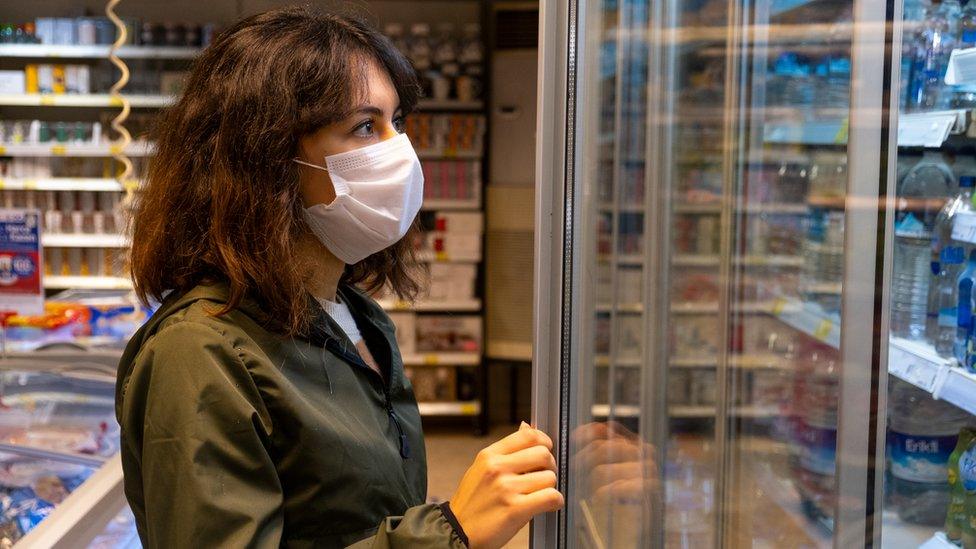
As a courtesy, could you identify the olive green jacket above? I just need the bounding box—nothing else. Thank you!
[115,283,468,548]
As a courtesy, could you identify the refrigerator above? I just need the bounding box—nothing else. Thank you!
[532,0,976,546]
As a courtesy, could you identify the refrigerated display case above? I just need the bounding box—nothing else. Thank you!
[532,0,976,546]
[0,352,136,548]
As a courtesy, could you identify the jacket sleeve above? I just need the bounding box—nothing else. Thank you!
[118,321,284,549]
[345,502,468,548]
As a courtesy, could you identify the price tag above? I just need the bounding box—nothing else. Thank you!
[460,403,478,415]
[772,298,787,316]
[23,180,37,191]
[0,145,7,155]
[393,300,409,310]
[109,144,123,155]
[814,319,833,341]
[39,95,56,106]
[423,354,439,366]
[888,344,941,392]
[435,251,449,262]
[50,145,66,156]
[955,212,976,244]
[109,97,123,107]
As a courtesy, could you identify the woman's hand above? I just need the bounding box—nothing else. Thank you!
[448,422,564,549]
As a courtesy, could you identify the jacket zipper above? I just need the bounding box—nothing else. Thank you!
[325,339,410,459]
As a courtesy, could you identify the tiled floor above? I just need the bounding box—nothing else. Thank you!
[425,424,530,549]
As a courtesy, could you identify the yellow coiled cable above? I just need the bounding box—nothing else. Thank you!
[105,0,137,201]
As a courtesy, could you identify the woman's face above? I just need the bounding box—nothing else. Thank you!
[296,59,405,208]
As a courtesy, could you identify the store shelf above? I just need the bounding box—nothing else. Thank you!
[0,177,124,191]
[42,233,129,248]
[764,110,970,147]
[670,354,788,369]
[674,203,722,214]
[422,198,482,211]
[414,250,482,263]
[0,141,153,157]
[670,300,802,314]
[742,203,809,215]
[592,403,779,419]
[416,150,482,160]
[594,355,642,367]
[596,302,643,314]
[888,336,976,417]
[44,275,132,290]
[417,401,481,416]
[0,93,174,108]
[415,99,484,111]
[377,298,481,312]
[401,352,481,367]
[672,254,804,268]
[0,43,201,59]
[920,532,958,548]
[765,296,841,348]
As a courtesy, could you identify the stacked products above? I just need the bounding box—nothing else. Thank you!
[386,22,483,102]
[404,114,485,154]
[23,17,217,48]
[902,0,976,111]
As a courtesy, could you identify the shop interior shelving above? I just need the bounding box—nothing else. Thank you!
[0,5,490,427]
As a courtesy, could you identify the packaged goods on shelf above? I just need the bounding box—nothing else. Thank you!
[427,263,477,301]
[387,311,417,356]
[615,315,644,360]
[672,316,719,358]
[593,368,641,409]
[387,22,483,101]
[0,71,26,94]
[668,370,690,405]
[690,374,717,406]
[752,369,791,408]
[596,264,643,305]
[597,212,644,256]
[421,231,482,259]
[671,272,720,304]
[36,190,124,235]
[0,294,148,350]
[416,315,481,353]
[26,17,216,47]
[430,211,483,233]
[0,120,104,147]
[422,160,481,203]
[406,114,485,154]
[45,248,126,278]
[405,366,457,402]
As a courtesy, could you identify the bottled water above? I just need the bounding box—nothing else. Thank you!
[961,0,976,48]
[928,176,974,353]
[793,341,839,520]
[893,153,956,339]
[910,0,960,110]
[888,378,970,525]
[956,249,976,368]
[932,249,965,355]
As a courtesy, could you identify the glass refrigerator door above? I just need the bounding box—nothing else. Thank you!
[534,0,895,546]
[881,0,976,544]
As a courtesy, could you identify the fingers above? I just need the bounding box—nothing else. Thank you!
[517,487,565,517]
[501,444,557,474]
[487,425,553,455]
[507,469,558,494]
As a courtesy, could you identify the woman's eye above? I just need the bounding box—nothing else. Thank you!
[393,116,406,134]
[352,120,375,138]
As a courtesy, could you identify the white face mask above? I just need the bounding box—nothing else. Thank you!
[296,133,424,264]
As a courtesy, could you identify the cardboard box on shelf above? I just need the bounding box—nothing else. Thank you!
[433,212,483,233]
[386,312,417,356]
[427,263,477,301]
[405,366,457,402]
[416,315,482,353]
[0,71,26,95]
[425,232,482,258]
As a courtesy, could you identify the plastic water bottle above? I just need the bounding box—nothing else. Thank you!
[957,249,976,368]
[911,0,960,110]
[793,341,839,521]
[961,0,976,48]
[945,428,975,543]
[888,378,970,525]
[893,153,956,339]
[932,249,966,355]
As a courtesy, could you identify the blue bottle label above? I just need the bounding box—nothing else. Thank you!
[890,431,957,483]
[798,421,836,476]
[941,306,959,327]
[961,446,976,491]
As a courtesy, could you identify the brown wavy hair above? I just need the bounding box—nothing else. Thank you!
[129,7,423,335]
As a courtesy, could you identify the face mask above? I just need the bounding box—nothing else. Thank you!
[295,133,424,264]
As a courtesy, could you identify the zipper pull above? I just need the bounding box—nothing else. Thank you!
[388,405,410,459]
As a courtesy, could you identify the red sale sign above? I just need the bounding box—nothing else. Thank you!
[0,209,43,315]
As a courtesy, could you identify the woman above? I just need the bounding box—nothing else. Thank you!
[116,7,562,548]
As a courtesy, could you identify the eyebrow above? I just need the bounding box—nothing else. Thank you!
[346,104,404,118]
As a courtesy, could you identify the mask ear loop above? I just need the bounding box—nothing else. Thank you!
[293,158,330,172]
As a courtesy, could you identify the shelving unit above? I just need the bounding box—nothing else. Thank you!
[0,93,174,108]
[0,141,153,157]
[0,177,125,191]
[0,43,201,58]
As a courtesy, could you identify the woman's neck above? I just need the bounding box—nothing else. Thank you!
[301,234,346,302]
